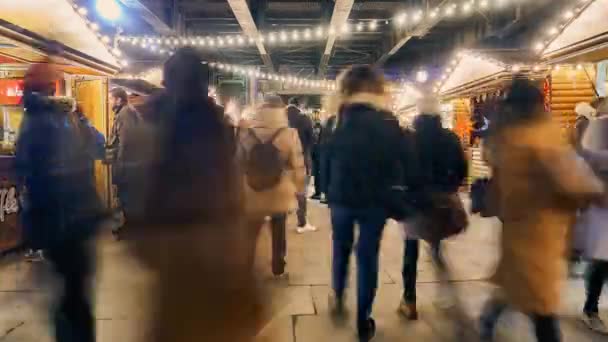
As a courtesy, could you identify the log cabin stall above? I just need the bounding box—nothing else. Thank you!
[539,0,608,134]
[0,0,121,252]
[436,51,546,184]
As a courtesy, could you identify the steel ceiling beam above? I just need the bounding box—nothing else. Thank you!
[318,0,354,77]
[226,0,274,70]
[117,0,174,35]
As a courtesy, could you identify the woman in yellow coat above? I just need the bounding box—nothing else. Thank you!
[480,80,604,342]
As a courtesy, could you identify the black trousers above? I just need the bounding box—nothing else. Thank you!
[248,214,287,276]
[311,148,322,196]
[584,260,608,314]
[402,239,442,303]
[46,240,95,342]
[481,299,561,342]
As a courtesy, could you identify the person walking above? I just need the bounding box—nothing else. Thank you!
[479,80,604,342]
[107,87,140,238]
[16,62,105,342]
[311,110,324,200]
[326,65,405,342]
[125,47,262,342]
[287,97,317,233]
[578,98,608,334]
[319,113,338,204]
[238,95,306,277]
[399,99,468,320]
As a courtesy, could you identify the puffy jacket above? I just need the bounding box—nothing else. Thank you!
[327,96,404,208]
[16,94,104,248]
[238,106,306,216]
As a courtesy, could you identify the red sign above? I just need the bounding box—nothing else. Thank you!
[0,79,24,105]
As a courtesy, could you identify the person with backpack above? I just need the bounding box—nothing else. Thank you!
[326,65,405,342]
[479,80,603,342]
[238,95,306,277]
[399,98,468,321]
[287,97,317,233]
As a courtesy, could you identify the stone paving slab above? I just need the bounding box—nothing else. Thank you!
[1,200,608,341]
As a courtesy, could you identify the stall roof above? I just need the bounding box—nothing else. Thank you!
[542,0,608,63]
[0,0,120,74]
[439,53,505,95]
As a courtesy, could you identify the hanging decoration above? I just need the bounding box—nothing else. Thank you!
[120,0,521,56]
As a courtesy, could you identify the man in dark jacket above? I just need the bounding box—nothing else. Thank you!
[319,114,338,204]
[107,87,140,237]
[326,65,408,342]
[17,63,103,342]
[287,97,317,233]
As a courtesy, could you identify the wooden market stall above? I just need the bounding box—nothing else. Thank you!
[0,0,120,252]
[541,0,608,132]
[438,51,545,183]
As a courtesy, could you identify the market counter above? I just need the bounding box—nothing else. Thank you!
[0,155,21,253]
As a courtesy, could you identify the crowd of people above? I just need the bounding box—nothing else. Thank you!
[14,46,608,342]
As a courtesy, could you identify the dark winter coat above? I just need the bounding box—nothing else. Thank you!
[287,105,314,161]
[327,96,405,208]
[412,114,467,193]
[16,94,105,249]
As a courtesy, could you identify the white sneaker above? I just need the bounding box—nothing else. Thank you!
[296,224,318,234]
[582,313,608,335]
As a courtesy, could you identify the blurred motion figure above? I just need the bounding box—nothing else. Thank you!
[479,80,603,342]
[17,62,105,342]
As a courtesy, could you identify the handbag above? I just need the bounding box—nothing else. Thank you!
[403,192,468,243]
[383,185,420,221]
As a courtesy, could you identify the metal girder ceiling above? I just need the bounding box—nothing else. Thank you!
[227,0,274,69]
[318,0,354,77]
[117,0,174,35]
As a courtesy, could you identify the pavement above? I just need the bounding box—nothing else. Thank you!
[0,199,607,341]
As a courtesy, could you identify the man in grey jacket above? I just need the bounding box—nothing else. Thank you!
[107,87,140,237]
[287,97,317,233]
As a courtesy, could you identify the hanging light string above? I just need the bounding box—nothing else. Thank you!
[119,63,338,91]
[433,50,592,93]
[118,0,520,55]
[533,0,597,54]
[67,0,128,67]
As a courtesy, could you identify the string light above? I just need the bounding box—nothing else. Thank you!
[533,0,597,55]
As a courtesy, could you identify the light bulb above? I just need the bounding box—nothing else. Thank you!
[292,30,300,41]
[413,10,423,22]
[96,0,122,21]
[101,35,110,43]
[237,36,245,45]
[304,29,312,40]
[512,65,521,72]
[341,23,351,34]
[534,42,545,52]
[547,27,559,35]
[480,0,489,8]
[430,10,438,19]
[563,10,574,19]
[445,6,455,17]
[90,23,100,31]
[112,48,122,56]
[356,23,364,32]
[120,60,129,67]
[576,64,583,70]
[77,7,88,15]
[315,27,324,38]
[269,33,277,43]
[395,13,407,26]
[462,3,472,13]
[280,31,287,42]
[369,20,378,30]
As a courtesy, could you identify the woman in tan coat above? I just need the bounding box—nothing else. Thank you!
[480,80,604,342]
[238,95,306,277]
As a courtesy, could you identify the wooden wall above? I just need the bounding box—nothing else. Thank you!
[73,78,110,206]
[550,67,596,132]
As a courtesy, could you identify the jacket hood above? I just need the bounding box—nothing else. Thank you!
[342,92,389,112]
[250,106,288,129]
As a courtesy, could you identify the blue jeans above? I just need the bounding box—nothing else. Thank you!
[330,205,386,325]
